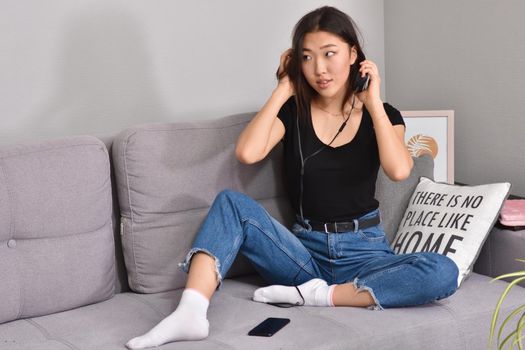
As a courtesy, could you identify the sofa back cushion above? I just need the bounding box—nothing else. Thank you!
[113,113,433,293]
[112,113,292,293]
[0,136,115,324]
[376,154,434,243]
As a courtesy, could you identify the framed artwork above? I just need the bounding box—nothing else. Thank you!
[401,110,454,184]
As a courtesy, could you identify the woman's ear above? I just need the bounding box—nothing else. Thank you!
[350,46,358,65]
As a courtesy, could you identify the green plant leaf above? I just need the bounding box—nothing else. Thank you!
[490,276,525,341]
[497,305,525,345]
[491,271,525,282]
[500,329,517,349]
[511,332,525,350]
[489,276,525,346]
[517,312,525,350]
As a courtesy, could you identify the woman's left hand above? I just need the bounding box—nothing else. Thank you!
[355,60,413,180]
[356,60,382,112]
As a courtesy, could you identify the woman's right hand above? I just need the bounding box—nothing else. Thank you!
[275,49,295,98]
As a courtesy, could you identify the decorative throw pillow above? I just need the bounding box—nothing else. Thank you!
[391,177,511,286]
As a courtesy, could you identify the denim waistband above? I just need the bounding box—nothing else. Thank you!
[296,208,381,233]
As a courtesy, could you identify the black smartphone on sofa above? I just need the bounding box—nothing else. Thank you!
[248,317,290,337]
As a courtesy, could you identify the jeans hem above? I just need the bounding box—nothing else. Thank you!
[179,248,223,288]
[353,277,384,311]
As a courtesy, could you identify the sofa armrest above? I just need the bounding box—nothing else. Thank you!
[474,225,525,287]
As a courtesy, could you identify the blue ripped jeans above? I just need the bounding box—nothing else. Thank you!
[180,190,458,309]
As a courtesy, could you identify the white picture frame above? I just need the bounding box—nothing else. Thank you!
[401,110,454,184]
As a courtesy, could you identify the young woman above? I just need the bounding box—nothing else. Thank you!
[126,6,458,349]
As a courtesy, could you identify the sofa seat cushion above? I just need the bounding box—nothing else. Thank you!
[3,272,524,350]
[0,136,115,324]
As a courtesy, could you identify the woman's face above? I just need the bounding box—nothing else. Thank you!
[301,31,356,101]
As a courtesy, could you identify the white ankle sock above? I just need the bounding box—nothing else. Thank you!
[125,289,210,349]
[253,278,335,307]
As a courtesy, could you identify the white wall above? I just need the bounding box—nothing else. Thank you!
[384,0,525,196]
[1,0,385,145]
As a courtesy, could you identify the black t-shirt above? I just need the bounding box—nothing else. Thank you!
[277,97,405,222]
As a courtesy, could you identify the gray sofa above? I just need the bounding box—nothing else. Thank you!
[1,112,524,350]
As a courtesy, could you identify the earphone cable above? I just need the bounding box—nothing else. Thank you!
[296,95,356,222]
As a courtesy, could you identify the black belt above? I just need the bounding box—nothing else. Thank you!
[308,215,380,233]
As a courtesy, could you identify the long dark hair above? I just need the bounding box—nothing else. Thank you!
[278,6,366,118]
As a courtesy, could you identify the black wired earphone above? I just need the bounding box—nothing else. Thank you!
[296,95,357,222]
